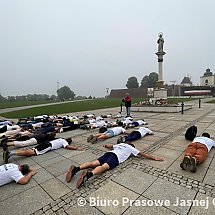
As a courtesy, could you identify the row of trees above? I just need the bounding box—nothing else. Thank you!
[0,86,76,102]
[126,72,158,89]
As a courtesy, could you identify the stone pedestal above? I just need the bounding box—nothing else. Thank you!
[152,88,168,105]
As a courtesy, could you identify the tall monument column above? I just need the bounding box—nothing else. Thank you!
[155,32,166,88]
[153,32,167,104]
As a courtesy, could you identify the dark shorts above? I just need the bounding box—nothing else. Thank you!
[132,122,139,127]
[33,142,52,155]
[97,152,119,170]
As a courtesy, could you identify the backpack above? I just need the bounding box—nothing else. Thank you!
[185,125,197,141]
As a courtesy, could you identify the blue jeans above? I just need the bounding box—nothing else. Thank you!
[126,107,131,117]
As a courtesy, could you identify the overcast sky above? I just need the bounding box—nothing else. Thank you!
[0,0,214,97]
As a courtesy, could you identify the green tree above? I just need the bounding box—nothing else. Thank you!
[140,72,158,88]
[126,76,139,89]
[140,75,149,88]
[57,86,75,101]
[148,72,158,87]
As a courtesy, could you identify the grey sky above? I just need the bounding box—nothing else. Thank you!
[0,0,214,97]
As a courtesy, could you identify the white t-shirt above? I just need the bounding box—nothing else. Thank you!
[89,119,96,124]
[122,118,132,125]
[136,120,147,126]
[110,127,126,136]
[193,136,215,152]
[0,164,24,186]
[50,138,69,150]
[111,143,140,163]
[137,127,153,137]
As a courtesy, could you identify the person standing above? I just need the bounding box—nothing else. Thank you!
[122,93,131,117]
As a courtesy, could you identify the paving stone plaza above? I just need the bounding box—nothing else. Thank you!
[1,98,215,215]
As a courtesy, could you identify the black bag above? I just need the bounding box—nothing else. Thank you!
[185,125,197,141]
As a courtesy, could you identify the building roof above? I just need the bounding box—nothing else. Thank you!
[203,68,213,77]
[181,76,192,85]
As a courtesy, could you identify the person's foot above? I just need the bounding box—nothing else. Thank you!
[180,156,190,170]
[91,136,97,144]
[87,134,94,143]
[3,149,10,164]
[76,170,88,188]
[66,165,76,183]
[190,157,197,173]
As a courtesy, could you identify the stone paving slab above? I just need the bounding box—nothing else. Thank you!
[189,193,215,215]
[168,154,212,182]
[70,151,100,164]
[143,178,197,214]
[123,196,178,215]
[40,178,71,200]
[0,186,53,215]
[88,180,139,215]
[113,168,157,194]
[140,147,183,170]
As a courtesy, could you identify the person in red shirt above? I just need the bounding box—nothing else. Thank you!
[122,93,131,117]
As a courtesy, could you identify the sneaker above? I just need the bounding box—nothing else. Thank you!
[87,135,94,143]
[180,156,190,170]
[117,136,126,144]
[66,165,76,183]
[76,170,88,189]
[3,150,10,164]
[190,157,197,173]
[91,136,97,144]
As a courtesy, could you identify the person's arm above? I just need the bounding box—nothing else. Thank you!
[18,169,37,185]
[103,144,114,149]
[138,151,164,161]
[65,145,84,150]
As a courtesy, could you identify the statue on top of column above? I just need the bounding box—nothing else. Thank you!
[157,33,164,53]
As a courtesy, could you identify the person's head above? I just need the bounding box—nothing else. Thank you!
[65,137,72,144]
[117,121,123,127]
[126,93,129,96]
[20,164,30,175]
[99,126,107,133]
[202,132,210,138]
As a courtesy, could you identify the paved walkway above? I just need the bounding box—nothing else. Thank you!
[1,99,215,215]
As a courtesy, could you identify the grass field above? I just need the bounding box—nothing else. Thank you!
[206,99,215,103]
[0,97,198,119]
[0,100,55,109]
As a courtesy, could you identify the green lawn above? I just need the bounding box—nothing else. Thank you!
[0,100,55,109]
[0,97,198,119]
[206,99,215,103]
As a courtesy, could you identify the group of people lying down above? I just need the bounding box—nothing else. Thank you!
[0,114,214,189]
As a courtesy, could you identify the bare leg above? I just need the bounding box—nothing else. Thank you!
[15,149,36,157]
[97,134,109,141]
[80,160,100,170]
[92,163,110,175]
